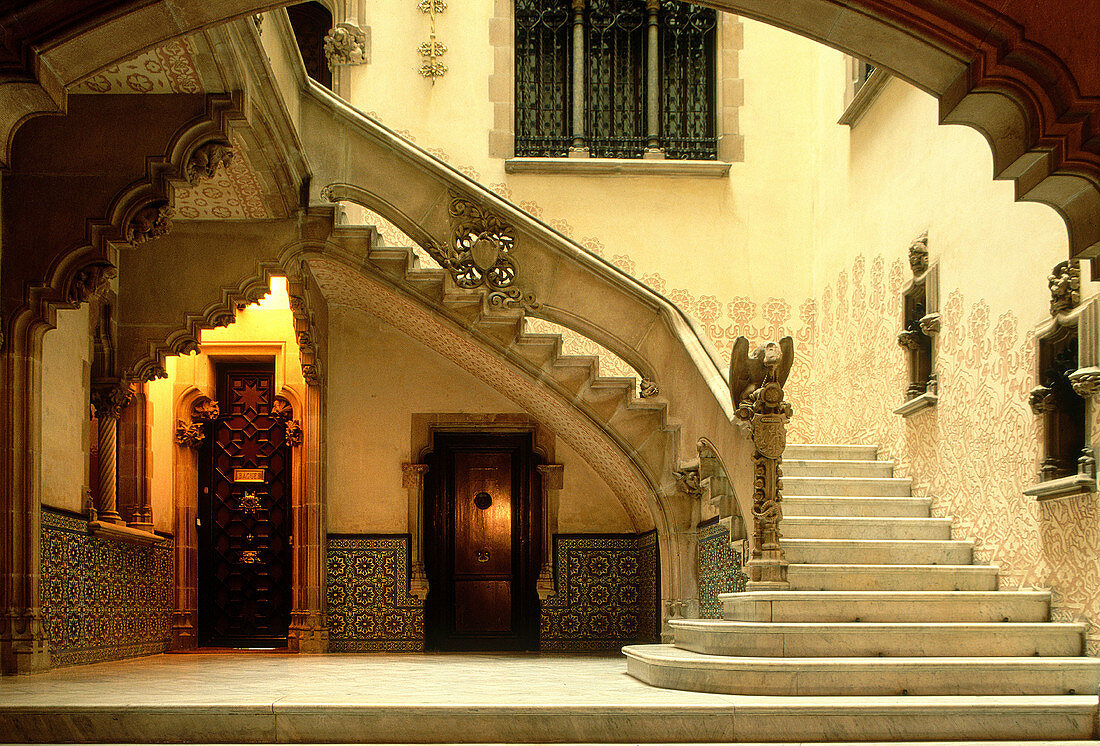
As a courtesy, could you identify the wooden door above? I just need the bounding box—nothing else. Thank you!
[198,363,292,647]
[425,433,540,650]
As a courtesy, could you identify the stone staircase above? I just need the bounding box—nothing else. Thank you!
[624,442,1100,741]
[361,238,680,486]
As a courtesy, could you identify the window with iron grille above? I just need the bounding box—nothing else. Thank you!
[515,0,717,160]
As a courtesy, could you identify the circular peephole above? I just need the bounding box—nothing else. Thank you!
[473,491,493,510]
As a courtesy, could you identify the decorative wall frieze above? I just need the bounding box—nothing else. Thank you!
[324,23,369,68]
[185,140,234,186]
[125,203,173,245]
[1049,260,1081,316]
[67,263,117,304]
[729,336,794,589]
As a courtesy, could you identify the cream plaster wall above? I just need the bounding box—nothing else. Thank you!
[325,303,632,535]
[40,305,91,513]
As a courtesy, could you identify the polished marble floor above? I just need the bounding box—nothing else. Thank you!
[0,654,1096,743]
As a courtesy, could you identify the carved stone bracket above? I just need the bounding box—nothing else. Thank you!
[192,397,220,422]
[1029,384,1059,415]
[1049,260,1081,316]
[729,335,794,589]
[1069,367,1100,398]
[897,329,923,350]
[919,312,941,336]
[185,141,233,186]
[674,465,702,498]
[272,396,293,421]
[68,263,117,305]
[324,23,369,68]
[126,202,173,245]
[639,377,660,398]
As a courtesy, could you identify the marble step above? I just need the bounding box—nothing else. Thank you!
[623,644,1100,696]
[783,476,912,497]
[788,563,1000,591]
[783,458,896,478]
[780,537,973,565]
[783,495,932,518]
[5,698,1098,743]
[721,590,1050,623]
[668,619,1086,657]
[782,516,953,540]
[786,443,878,461]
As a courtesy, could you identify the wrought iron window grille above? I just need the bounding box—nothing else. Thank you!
[515,0,717,160]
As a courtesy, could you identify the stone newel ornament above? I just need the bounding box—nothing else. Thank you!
[729,335,794,589]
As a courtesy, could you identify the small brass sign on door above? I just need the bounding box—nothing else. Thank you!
[233,468,265,483]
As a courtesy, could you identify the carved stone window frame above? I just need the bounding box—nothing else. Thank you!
[1024,292,1098,502]
[894,239,939,417]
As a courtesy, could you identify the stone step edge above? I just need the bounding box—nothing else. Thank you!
[783,516,953,523]
[718,589,1050,601]
[788,563,999,572]
[780,538,972,546]
[669,619,1087,633]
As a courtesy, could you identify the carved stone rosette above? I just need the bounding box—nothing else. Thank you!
[1049,260,1081,316]
[729,335,794,589]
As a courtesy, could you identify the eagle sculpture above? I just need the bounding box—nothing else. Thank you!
[729,335,795,412]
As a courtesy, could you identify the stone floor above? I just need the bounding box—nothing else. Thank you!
[0,653,1096,743]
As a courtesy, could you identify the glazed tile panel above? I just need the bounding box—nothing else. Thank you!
[327,535,425,651]
[697,518,748,618]
[40,508,172,668]
[540,532,659,651]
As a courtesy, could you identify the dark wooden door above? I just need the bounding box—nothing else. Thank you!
[198,363,292,647]
[425,433,540,650]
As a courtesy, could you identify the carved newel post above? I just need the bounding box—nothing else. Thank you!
[729,335,794,589]
[90,381,134,523]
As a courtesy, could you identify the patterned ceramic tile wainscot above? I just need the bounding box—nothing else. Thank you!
[327,535,425,651]
[540,532,659,651]
[41,507,173,667]
[697,518,748,618]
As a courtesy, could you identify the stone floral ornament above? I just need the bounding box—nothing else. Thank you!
[418,0,447,80]
[175,396,220,448]
[272,396,303,448]
[324,23,369,68]
[729,335,794,588]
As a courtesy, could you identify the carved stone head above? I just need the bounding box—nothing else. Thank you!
[1048,260,1080,315]
[908,233,929,275]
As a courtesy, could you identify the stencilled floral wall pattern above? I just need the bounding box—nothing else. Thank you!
[809,252,1100,652]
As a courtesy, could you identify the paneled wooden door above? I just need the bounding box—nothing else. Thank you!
[425,433,540,651]
[198,363,292,648]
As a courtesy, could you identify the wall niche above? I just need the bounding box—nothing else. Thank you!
[1025,261,1098,502]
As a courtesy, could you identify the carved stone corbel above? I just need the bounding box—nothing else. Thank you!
[1029,384,1059,415]
[908,232,929,275]
[323,23,369,68]
[68,263,117,304]
[1069,367,1100,398]
[185,141,233,185]
[1049,260,1081,316]
[126,203,172,245]
[639,378,660,398]
[919,312,941,336]
[674,464,702,499]
[897,329,922,350]
[729,335,794,589]
[302,363,323,387]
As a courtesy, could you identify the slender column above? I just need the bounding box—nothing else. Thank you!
[644,0,662,155]
[90,381,133,525]
[535,464,563,599]
[0,315,51,673]
[402,462,430,599]
[119,386,152,529]
[569,0,587,155]
[288,383,328,653]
